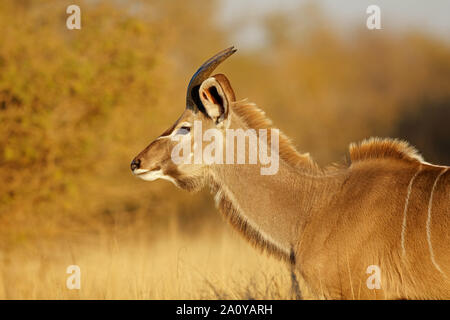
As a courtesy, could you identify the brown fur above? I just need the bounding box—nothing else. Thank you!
[232,100,318,172]
[222,103,450,299]
[209,180,291,263]
[349,137,424,163]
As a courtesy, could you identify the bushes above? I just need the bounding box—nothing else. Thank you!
[0,0,169,241]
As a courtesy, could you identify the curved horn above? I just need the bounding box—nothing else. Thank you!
[186,46,237,111]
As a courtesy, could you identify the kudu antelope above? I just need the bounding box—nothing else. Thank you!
[131,47,450,299]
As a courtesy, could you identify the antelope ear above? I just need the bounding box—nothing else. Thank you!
[199,74,235,124]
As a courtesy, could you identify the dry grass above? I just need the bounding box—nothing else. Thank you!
[0,226,300,299]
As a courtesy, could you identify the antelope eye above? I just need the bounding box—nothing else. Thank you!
[176,126,191,135]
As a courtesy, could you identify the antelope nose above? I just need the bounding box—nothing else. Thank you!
[130,158,141,171]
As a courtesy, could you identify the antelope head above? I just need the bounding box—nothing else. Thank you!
[130,47,237,191]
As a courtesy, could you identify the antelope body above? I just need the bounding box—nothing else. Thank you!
[131,47,450,299]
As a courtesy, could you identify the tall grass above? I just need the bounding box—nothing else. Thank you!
[0,226,303,299]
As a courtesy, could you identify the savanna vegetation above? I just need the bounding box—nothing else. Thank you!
[0,0,449,299]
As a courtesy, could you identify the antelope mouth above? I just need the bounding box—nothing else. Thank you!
[132,167,175,183]
[133,168,151,176]
[132,165,162,176]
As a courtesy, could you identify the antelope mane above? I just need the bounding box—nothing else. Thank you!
[349,137,424,164]
[231,100,318,172]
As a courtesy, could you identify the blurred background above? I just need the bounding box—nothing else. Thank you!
[0,0,449,299]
